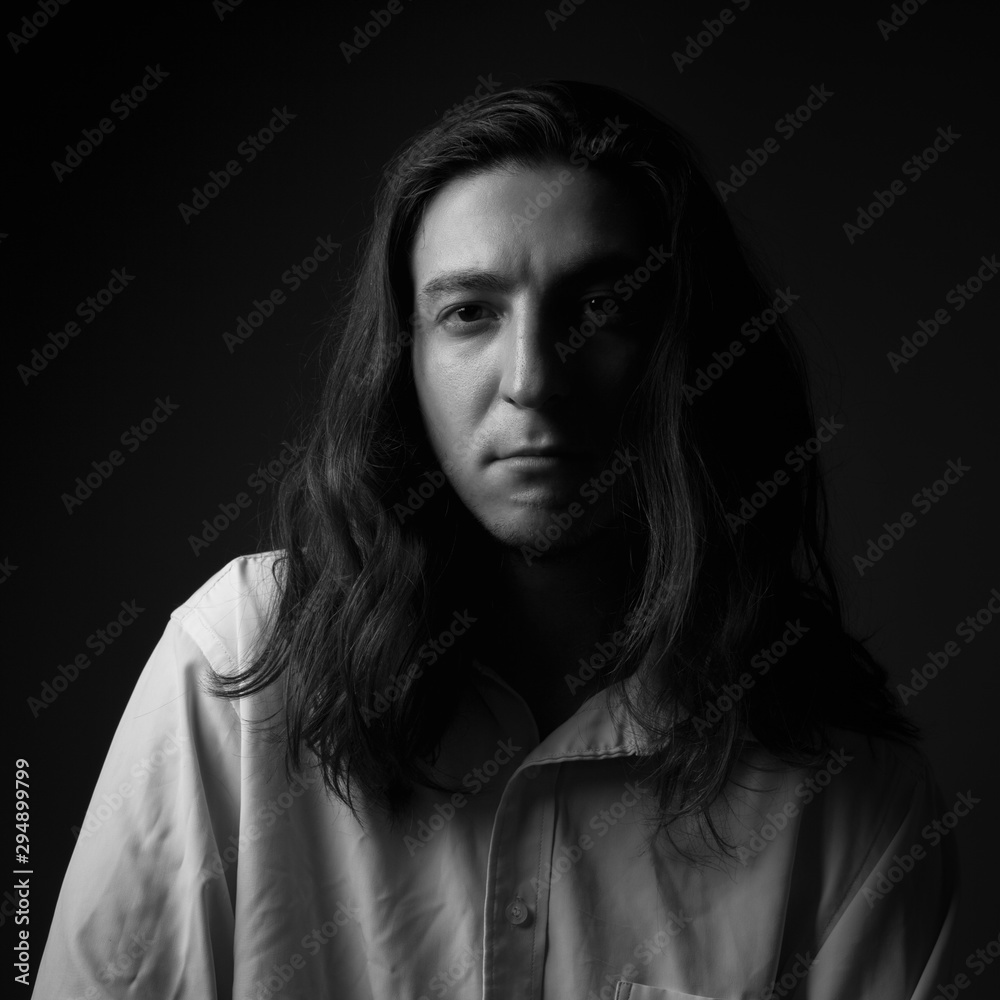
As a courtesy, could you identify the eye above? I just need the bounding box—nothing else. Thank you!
[580,294,625,322]
[440,303,498,329]
[454,305,492,322]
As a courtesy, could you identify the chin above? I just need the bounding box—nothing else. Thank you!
[472,503,606,557]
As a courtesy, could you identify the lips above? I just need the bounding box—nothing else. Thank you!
[496,442,585,460]
[504,448,573,459]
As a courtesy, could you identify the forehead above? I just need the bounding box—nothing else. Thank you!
[410,161,650,296]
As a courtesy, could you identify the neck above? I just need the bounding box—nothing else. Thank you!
[473,525,644,736]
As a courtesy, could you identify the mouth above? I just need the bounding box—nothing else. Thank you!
[496,453,586,474]
[486,441,594,505]
[492,448,590,479]
[496,443,585,460]
[499,455,578,469]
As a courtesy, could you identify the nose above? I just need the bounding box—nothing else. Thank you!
[498,302,570,409]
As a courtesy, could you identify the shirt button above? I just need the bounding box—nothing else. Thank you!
[504,897,531,926]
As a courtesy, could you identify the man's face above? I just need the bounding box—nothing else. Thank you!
[410,160,664,552]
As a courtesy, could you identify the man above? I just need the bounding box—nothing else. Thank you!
[36,81,956,999]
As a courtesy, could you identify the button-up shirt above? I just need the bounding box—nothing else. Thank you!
[36,552,959,999]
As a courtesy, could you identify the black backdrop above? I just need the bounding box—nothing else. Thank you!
[8,0,998,995]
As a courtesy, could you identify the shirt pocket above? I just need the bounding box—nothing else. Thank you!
[614,983,724,1000]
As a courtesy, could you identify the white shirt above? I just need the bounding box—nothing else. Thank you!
[36,552,959,999]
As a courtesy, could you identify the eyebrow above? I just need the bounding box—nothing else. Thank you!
[416,252,651,308]
[417,269,512,307]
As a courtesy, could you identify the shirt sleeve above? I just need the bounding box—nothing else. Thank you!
[34,615,244,1000]
[795,754,960,1000]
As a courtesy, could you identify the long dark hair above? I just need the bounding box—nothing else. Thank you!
[211,80,916,847]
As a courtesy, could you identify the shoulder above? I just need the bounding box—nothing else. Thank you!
[788,729,956,955]
[172,549,285,618]
[808,727,937,841]
[734,728,936,871]
[775,734,960,995]
[169,550,286,677]
[785,727,940,879]
[739,724,934,845]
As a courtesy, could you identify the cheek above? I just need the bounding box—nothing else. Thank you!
[575,339,647,409]
[412,341,492,457]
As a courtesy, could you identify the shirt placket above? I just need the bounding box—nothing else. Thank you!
[482,760,559,1000]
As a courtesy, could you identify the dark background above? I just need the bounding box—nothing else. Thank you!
[8,0,997,995]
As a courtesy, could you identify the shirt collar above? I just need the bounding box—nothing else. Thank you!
[470,657,663,761]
